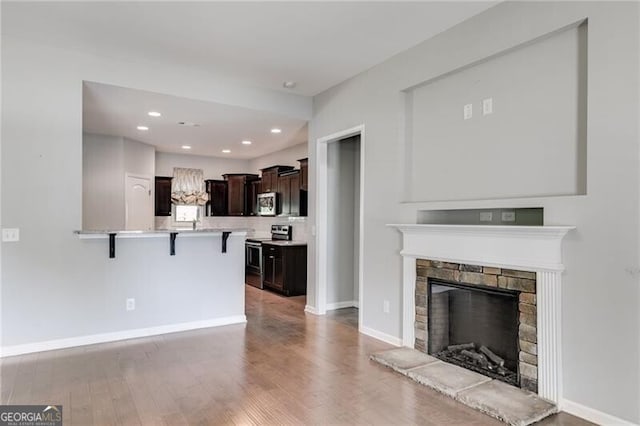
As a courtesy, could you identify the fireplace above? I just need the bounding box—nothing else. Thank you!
[428,279,520,386]
[390,223,574,404]
[415,260,539,392]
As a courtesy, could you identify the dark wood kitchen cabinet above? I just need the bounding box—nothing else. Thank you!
[154,176,172,216]
[262,243,307,296]
[223,174,259,216]
[246,179,261,216]
[205,179,228,216]
[260,165,294,193]
[278,170,301,216]
[298,158,308,191]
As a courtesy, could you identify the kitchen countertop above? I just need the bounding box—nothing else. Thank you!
[261,240,307,247]
[75,228,251,238]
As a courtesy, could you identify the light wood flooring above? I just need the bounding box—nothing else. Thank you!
[1,285,591,425]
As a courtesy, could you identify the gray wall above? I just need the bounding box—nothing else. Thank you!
[155,151,251,180]
[83,133,155,230]
[1,33,310,349]
[123,137,155,178]
[309,2,639,422]
[408,22,587,202]
[248,142,308,172]
[83,133,125,229]
[326,136,360,305]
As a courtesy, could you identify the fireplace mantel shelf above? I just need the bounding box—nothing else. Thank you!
[389,222,576,405]
[387,224,575,273]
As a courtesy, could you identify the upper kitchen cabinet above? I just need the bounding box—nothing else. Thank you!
[298,158,308,191]
[246,179,261,216]
[155,176,173,216]
[205,179,228,216]
[278,170,301,217]
[260,165,294,193]
[223,174,259,216]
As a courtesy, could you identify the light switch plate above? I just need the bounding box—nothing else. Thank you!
[2,228,20,242]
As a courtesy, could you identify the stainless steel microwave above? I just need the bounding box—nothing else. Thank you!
[257,192,278,216]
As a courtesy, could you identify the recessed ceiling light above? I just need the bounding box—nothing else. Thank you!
[181,145,191,150]
[178,121,200,127]
[270,128,282,134]
[283,81,297,89]
[137,125,149,131]
[241,140,252,145]
[148,111,161,117]
[222,149,231,154]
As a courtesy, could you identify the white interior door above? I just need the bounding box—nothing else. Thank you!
[125,174,153,230]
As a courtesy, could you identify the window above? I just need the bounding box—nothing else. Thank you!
[175,205,199,222]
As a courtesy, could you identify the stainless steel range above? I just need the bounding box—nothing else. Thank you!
[245,225,292,288]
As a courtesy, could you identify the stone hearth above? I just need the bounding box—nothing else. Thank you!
[371,347,557,426]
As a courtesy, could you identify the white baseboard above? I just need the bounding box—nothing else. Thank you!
[561,398,638,426]
[353,300,359,308]
[304,304,321,315]
[325,300,358,311]
[0,315,247,358]
[359,325,402,347]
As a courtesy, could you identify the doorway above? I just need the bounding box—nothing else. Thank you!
[315,125,364,330]
[125,173,153,230]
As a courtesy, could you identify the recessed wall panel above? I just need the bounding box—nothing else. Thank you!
[407,23,587,202]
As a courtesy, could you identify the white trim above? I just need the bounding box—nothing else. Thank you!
[359,325,402,347]
[304,304,320,315]
[0,315,246,358]
[402,256,417,347]
[389,223,574,405]
[561,399,638,426]
[315,124,365,328]
[325,300,358,311]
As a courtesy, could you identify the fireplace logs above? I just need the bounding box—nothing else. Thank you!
[479,345,505,367]
[434,342,518,386]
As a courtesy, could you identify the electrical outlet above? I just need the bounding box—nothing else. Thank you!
[383,300,390,313]
[2,228,20,242]
[463,104,473,120]
[501,211,516,222]
[126,298,135,311]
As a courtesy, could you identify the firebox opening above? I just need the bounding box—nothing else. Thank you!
[428,279,520,386]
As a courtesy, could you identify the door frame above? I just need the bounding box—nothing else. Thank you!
[124,173,153,230]
[314,124,365,330]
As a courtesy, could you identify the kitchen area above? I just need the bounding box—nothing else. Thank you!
[155,161,310,298]
[81,81,310,331]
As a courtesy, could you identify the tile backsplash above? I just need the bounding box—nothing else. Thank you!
[155,216,309,242]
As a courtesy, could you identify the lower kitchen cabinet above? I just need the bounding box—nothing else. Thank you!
[262,243,307,296]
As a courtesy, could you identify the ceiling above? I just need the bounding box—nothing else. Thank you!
[83,82,308,159]
[3,1,497,96]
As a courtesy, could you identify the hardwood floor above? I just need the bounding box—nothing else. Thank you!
[1,285,591,425]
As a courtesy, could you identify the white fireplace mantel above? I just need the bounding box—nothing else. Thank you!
[388,224,575,405]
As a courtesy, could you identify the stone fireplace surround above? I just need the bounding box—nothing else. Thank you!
[389,224,574,405]
[415,259,538,392]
